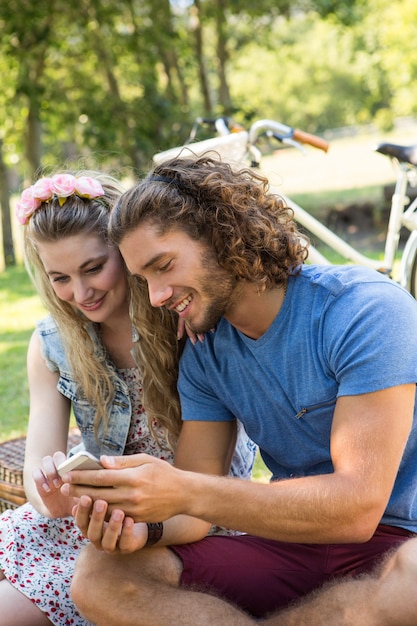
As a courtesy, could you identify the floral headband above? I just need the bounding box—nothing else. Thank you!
[15,174,105,225]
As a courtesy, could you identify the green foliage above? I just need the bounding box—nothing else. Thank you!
[228,11,399,132]
[1,0,416,269]
[0,0,417,184]
[307,0,367,25]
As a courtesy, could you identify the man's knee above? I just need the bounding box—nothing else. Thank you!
[379,537,417,582]
[72,545,185,624]
[392,536,417,572]
[375,538,417,625]
[71,544,184,609]
[71,543,102,611]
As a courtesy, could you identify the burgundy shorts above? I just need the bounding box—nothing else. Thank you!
[170,524,414,618]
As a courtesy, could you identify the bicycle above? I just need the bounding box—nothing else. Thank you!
[153,117,417,297]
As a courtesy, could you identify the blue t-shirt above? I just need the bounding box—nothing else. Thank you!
[178,265,417,531]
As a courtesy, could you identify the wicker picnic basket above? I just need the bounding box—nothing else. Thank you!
[0,428,81,514]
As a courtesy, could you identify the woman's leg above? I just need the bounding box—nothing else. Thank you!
[0,574,52,626]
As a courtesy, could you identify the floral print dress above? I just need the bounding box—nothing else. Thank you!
[0,369,174,626]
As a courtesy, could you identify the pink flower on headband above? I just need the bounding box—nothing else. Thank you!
[51,174,77,201]
[74,176,105,199]
[15,175,105,225]
[15,188,41,225]
[32,177,54,201]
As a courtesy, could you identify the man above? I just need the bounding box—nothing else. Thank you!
[66,155,417,624]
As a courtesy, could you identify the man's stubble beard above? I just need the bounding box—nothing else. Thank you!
[187,253,240,334]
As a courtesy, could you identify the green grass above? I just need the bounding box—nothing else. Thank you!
[290,184,384,221]
[253,451,272,483]
[0,265,46,441]
[288,184,394,265]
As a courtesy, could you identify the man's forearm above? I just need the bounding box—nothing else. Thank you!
[180,470,383,544]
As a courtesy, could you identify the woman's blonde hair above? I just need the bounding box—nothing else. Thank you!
[23,170,182,448]
[129,276,184,449]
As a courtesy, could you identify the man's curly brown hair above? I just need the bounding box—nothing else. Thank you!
[109,154,309,291]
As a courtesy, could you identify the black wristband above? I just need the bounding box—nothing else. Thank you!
[146,522,164,546]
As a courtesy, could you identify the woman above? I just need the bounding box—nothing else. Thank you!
[0,172,256,625]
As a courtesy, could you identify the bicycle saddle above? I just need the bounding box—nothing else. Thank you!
[375,142,417,166]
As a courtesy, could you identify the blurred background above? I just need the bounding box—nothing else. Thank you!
[1,0,417,268]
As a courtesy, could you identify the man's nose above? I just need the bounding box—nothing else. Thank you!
[147,280,173,308]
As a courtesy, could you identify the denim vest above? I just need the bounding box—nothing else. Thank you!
[37,315,131,458]
[37,315,257,478]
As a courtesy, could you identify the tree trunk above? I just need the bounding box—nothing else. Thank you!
[150,0,189,107]
[25,101,42,179]
[0,139,16,268]
[215,0,232,114]
[191,0,212,115]
[85,0,144,172]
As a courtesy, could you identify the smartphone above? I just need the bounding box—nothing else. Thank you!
[57,451,103,477]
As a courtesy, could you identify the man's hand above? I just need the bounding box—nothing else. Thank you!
[61,453,187,522]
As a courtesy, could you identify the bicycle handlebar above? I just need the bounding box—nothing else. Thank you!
[292,128,329,152]
[247,119,329,153]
